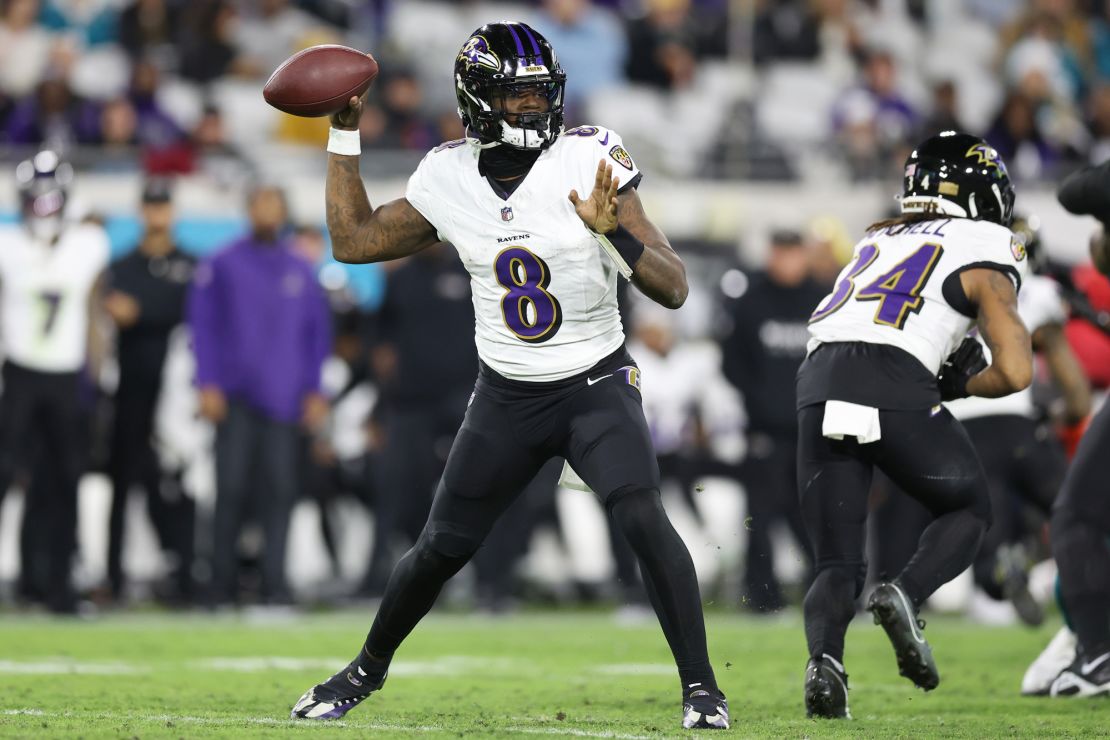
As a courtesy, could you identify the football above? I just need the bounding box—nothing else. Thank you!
[263,45,379,118]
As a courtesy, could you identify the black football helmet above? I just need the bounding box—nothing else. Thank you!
[900,131,1015,227]
[454,21,566,150]
[16,149,72,241]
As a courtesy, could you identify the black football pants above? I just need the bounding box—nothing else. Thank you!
[873,414,1064,599]
[1052,401,1110,657]
[0,361,84,611]
[209,402,299,605]
[359,346,718,692]
[798,403,991,663]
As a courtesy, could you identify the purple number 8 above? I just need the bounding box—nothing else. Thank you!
[494,247,562,343]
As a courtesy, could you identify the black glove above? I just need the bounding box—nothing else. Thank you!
[937,337,988,401]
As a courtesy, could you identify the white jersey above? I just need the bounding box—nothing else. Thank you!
[628,339,741,457]
[947,274,1065,420]
[0,222,109,373]
[807,217,1028,376]
[406,125,639,381]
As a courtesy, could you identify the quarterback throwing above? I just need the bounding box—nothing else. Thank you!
[291,22,728,731]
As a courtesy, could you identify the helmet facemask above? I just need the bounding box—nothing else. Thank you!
[457,75,565,150]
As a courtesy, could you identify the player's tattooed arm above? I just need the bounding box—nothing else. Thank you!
[1033,322,1092,424]
[617,189,688,309]
[961,268,1033,397]
[326,95,439,264]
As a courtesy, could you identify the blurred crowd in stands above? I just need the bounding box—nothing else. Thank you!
[8,0,1110,180]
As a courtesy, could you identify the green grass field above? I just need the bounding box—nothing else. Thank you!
[0,609,1105,738]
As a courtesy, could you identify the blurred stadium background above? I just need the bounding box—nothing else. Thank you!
[0,0,1108,625]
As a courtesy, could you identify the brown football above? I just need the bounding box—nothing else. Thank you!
[263,45,379,117]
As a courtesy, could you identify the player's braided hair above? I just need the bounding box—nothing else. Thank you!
[866,210,945,235]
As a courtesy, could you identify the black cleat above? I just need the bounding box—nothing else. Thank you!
[805,654,850,719]
[1050,651,1110,697]
[681,687,729,729]
[996,543,1043,627]
[290,658,387,720]
[867,581,939,691]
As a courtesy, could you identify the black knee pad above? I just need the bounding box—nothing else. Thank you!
[607,485,661,515]
[422,527,482,562]
[607,487,664,532]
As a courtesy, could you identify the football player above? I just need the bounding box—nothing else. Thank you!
[290,22,728,730]
[1040,161,1110,697]
[944,218,1090,627]
[796,131,1032,718]
[0,150,110,613]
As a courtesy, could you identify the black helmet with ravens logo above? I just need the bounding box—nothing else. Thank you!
[454,22,566,150]
[900,131,1015,227]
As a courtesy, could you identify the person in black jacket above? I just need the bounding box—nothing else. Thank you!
[103,179,196,603]
[356,243,478,597]
[720,229,827,612]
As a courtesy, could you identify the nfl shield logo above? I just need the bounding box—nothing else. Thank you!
[501,206,514,222]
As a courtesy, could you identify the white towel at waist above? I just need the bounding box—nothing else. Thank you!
[559,460,593,493]
[821,400,882,444]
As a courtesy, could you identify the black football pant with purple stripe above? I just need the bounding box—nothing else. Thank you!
[354,346,718,694]
[797,403,992,664]
[1052,402,1110,659]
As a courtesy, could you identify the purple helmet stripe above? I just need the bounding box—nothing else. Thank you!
[504,23,526,58]
[519,24,542,57]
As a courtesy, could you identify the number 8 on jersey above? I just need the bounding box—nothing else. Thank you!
[494,246,562,344]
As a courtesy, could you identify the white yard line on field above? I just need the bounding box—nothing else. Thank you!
[2,710,448,734]
[188,655,523,675]
[188,657,349,672]
[507,728,652,740]
[0,654,524,677]
[0,660,145,675]
[1,710,650,738]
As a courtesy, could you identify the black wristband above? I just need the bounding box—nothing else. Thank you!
[611,225,646,268]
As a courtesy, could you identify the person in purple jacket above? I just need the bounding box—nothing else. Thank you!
[188,184,332,606]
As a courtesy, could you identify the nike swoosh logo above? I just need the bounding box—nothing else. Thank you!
[586,374,612,386]
[1082,653,1110,673]
[599,132,609,146]
[893,586,926,644]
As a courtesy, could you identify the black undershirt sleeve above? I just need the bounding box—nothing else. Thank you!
[941,262,1023,319]
[617,172,642,194]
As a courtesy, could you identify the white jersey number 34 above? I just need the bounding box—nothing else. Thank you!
[810,241,943,329]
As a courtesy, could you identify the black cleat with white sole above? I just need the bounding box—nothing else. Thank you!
[1049,651,1110,697]
[290,658,387,720]
[867,581,939,691]
[682,687,729,729]
[805,654,850,719]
